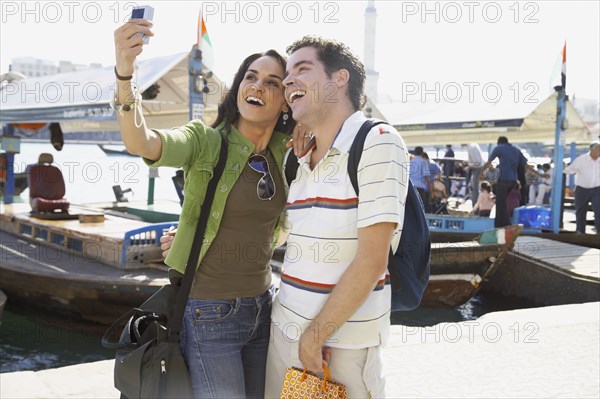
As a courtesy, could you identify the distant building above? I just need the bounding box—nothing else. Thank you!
[10,57,102,78]
[364,0,379,105]
[574,98,600,123]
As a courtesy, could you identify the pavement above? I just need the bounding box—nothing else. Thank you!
[1,302,598,398]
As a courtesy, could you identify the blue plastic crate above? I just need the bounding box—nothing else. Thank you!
[512,206,551,229]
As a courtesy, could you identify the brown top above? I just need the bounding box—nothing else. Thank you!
[189,149,286,299]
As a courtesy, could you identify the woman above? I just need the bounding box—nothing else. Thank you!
[114,19,296,399]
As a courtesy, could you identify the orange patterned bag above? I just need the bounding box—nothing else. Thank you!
[280,365,347,399]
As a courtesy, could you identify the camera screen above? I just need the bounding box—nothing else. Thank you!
[131,8,145,19]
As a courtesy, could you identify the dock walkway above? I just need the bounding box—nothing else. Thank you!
[512,235,600,280]
[1,302,598,398]
[489,236,600,305]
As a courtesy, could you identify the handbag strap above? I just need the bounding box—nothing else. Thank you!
[167,133,228,336]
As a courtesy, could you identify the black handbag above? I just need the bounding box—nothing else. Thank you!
[102,134,228,399]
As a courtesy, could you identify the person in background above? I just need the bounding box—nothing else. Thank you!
[410,146,432,212]
[506,180,522,220]
[480,136,547,227]
[442,144,455,194]
[517,162,528,206]
[462,143,484,205]
[114,19,299,398]
[469,180,495,217]
[564,143,600,234]
[531,163,553,205]
[527,164,543,205]
[422,152,442,211]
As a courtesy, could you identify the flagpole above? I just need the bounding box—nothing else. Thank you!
[550,43,567,234]
[189,11,206,123]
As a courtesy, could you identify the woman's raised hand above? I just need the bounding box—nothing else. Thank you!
[285,123,313,156]
[113,19,154,77]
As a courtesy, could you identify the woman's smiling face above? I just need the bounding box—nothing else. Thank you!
[237,56,287,127]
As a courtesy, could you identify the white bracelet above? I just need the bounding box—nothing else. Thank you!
[110,93,142,117]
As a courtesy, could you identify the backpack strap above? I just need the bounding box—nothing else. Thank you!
[348,119,387,195]
[283,148,299,188]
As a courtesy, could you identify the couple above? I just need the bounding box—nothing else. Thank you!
[114,19,408,399]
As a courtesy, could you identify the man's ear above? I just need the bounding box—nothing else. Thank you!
[334,69,350,87]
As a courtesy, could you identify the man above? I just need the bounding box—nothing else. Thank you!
[442,144,455,193]
[480,136,546,227]
[462,143,484,205]
[564,143,600,234]
[422,152,443,181]
[409,146,432,212]
[532,163,553,205]
[266,36,409,398]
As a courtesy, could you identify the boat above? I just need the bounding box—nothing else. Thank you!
[0,202,170,325]
[487,235,600,306]
[425,214,600,249]
[422,224,522,308]
[0,289,6,318]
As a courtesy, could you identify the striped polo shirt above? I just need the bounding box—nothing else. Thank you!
[271,111,409,349]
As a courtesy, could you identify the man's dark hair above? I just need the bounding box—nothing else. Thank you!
[413,146,424,156]
[286,36,366,111]
[480,180,492,192]
[497,136,509,144]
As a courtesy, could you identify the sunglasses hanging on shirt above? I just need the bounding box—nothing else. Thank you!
[248,154,276,200]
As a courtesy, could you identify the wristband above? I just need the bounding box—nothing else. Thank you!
[114,66,133,81]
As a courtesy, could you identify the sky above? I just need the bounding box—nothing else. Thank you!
[1,0,599,111]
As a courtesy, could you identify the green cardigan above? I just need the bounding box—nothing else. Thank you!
[145,120,290,274]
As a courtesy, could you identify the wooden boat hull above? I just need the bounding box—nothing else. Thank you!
[487,237,600,305]
[0,289,6,318]
[0,229,168,326]
[431,230,600,249]
[422,273,482,308]
[422,225,522,308]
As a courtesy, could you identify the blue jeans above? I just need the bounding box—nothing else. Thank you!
[180,287,273,399]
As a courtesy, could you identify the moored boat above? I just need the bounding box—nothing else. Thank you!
[0,202,170,325]
[422,225,522,308]
[0,289,6,318]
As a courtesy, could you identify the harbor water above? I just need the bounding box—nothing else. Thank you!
[1,142,537,373]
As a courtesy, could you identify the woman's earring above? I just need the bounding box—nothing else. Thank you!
[282,112,289,126]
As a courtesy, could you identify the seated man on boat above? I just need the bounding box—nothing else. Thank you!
[530,163,553,205]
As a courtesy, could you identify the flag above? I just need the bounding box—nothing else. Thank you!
[549,42,567,91]
[560,42,567,90]
[478,225,520,245]
[197,11,214,71]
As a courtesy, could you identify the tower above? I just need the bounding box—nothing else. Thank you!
[364,0,379,105]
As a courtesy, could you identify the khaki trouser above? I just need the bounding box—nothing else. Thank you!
[265,323,386,398]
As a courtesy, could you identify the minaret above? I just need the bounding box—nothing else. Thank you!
[364,0,379,105]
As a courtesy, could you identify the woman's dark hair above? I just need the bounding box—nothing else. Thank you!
[212,49,295,134]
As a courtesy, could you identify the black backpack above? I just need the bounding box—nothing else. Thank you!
[284,119,430,311]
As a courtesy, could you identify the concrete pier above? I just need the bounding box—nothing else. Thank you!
[1,302,598,398]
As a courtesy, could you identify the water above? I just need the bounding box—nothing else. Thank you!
[0,309,114,373]
[10,142,181,205]
[1,142,534,373]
